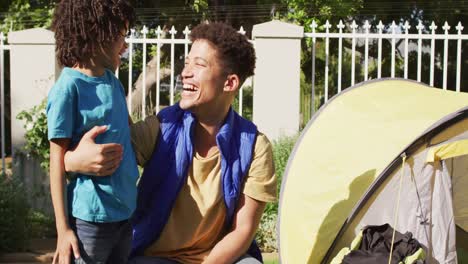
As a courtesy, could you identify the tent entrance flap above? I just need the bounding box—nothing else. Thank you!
[320,117,468,263]
[448,155,468,233]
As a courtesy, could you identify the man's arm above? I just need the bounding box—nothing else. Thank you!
[50,138,80,264]
[64,126,123,176]
[204,132,277,264]
[64,116,159,175]
[130,115,159,166]
[203,194,266,264]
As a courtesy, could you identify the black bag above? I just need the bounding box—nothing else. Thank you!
[342,224,425,264]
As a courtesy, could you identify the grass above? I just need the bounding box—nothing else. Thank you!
[263,252,279,264]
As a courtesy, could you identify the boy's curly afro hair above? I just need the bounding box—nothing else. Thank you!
[52,0,135,67]
[189,22,256,85]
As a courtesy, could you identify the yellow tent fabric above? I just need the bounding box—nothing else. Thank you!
[426,139,468,162]
[278,79,468,263]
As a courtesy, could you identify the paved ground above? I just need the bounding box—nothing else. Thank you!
[0,239,54,263]
[0,239,278,263]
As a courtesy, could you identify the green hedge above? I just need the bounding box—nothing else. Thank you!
[256,135,298,252]
[0,172,58,253]
[0,173,31,252]
[16,100,49,172]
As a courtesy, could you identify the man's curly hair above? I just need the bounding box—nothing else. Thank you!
[189,22,256,85]
[52,0,135,67]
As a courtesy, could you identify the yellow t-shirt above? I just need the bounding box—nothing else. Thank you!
[131,116,276,263]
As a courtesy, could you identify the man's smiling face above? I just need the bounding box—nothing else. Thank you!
[179,39,228,113]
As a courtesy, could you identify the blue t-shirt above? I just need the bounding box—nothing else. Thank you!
[47,67,139,223]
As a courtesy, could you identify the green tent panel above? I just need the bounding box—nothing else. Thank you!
[278,79,468,263]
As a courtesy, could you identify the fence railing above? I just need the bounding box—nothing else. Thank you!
[305,19,467,112]
[0,32,9,175]
[123,20,467,121]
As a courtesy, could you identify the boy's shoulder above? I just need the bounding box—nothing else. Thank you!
[104,68,124,88]
[49,68,79,96]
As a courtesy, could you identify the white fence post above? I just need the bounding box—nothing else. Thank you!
[456,22,464,92]
[238,26,247,116]
[169,26,177,106]
[416,21,424,82]
[324,20,331,100]
[363,20,370,81]
[155,26,162,114]
[8,28,59,152]
[390,21,397,78]
[127,29,135,112]
[403,21,410,79]
[429,22,437,86]
[351,20,358,86]
[310,21,317,115]
[377,21,384,79]
[0,32,7,175]
[141,25,148,119]
[442,22,451,90]
[337,20,344,92]
[252,20,303,140]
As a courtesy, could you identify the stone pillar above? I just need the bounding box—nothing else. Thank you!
[8,28,58,216]
[8,28,58,151]
[252,21,303,140]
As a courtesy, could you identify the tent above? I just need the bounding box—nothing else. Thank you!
[278,79,468,263]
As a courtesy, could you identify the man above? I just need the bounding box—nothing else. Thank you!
[65,22,276,264]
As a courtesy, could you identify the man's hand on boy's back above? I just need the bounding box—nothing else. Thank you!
[53,228,80,264]
[64,126,123,176]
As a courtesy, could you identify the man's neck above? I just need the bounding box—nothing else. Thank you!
[194,109,230,158]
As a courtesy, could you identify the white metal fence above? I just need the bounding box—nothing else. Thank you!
[121,26,189,118]
[121,20,467,120]
[305,19,467,110]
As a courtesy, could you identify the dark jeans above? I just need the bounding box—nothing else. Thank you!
[70,217,132,264]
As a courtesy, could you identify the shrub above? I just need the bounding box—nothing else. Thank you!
[28,211,56,239]
[272,136,298,191]
[16,99,49,172]
[256,213,278,253]
[232,85,253,121]
[256,135,298,252]
[264,135,298,216]
[0,173,31,253]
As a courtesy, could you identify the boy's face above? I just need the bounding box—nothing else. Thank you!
[99,25,128,71]
[179,39,228,113]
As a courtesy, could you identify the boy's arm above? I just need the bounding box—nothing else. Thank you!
[50,138,80,264]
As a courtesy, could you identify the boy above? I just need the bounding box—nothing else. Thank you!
[47,0,137,263]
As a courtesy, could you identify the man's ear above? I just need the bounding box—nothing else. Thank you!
[224,74,240,92]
